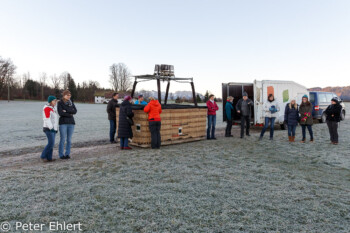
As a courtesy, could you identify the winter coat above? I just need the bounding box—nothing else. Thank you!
[118,100,134,138]
[325,103,342,122]
[284,103,299,126]
[206,100,219,115]
[263,100,280,118]
[299,102,313,125]
[134,100,148,105]
[107,99,119,121]
[236,98,253,117]
[42,104,59,131]
[225,101,234,120]
[144,100,162,121]
[57,99,77,125]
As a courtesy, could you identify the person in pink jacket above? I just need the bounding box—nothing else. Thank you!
[206,94,219,139]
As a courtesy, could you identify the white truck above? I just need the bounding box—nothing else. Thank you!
[222,80,309,129]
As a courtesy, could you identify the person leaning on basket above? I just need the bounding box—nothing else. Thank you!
[118,96,134,150]
[144,97,162,149]
[41,95,59,162]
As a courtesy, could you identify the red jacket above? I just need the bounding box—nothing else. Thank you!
[206,100,219,115]
[144,100,162,121]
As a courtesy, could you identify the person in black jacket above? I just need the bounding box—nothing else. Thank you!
[236,92,253,138]
[325,97,342,145]
[118,96,134,150]
[107,92,119,143]
[284,99,299,142]
[57,90,77,159]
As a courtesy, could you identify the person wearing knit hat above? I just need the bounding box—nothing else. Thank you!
[41,95,58,162]
[57,90,77,159]
[236,92,253,138]
[324,97,342,145]
[118,95,134,149]
[299,94,314,143]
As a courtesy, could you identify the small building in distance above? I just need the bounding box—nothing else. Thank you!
[94,91,114,104]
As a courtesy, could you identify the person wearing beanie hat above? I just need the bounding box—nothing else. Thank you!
[206,94,219,139]
[41,95,58,162]
[118,95,134,149]
[299,95,314,143]
[135,95,147,105]
[57,90,77,159]
[324,97,342,144]
[236,92,253,138]
[225,96,234,137]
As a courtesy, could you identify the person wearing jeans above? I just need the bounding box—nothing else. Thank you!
[118,96,134,150]
[107,92,119,143]
[259,94,279,140]
[206,94,219,139]
[236,92,253,138]
[57,90,77,159]
[299,95,314,143]
[225,96,234,137]
[284,99,299,142]
[41,95,59,162]
[120,137,129,148]
[144,97,162,149]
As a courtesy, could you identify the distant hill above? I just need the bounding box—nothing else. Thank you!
[308,86,350,101]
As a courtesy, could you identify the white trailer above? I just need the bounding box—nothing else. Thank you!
[222,80,309,129]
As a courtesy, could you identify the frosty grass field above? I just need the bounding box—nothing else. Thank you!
[0,101,349,232]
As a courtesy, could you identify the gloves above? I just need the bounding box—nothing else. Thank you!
[50,129,58,133]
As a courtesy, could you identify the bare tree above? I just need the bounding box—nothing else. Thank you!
[22,72,30,101]
[0,57,16,98]
[60,72,69,90]
[109,63,132,92]
[50,74,61,96]
[39,72,47,101]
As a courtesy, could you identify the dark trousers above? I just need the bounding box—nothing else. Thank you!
[207,115,216,139]
[301,124,313,140]
[41,130,56,161]
[288,125,297,136]
[260,117,276,138]
[327,121,339,143]
[149,121,161,149]
[120,137,129,148]
[109,120,116,142]
[240,115,250,137]
[225,119,233,136]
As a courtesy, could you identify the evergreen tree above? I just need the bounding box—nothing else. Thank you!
[67,73,77,101]
[204,90,209,102]
[196,94,202,103]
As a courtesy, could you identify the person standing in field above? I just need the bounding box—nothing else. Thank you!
[206,94,219,140]
[299,95,314,143]
[107,92,119,143]
[324,97,342,145]
[57,90,77,159]
[284,98,299,142]
[135,95,147,105]
[144,97,162,149]
[259,94,280,140]
[41,96,59,162]
[236,92,253,138]
[118,96,134,150]
[225,96,234,137]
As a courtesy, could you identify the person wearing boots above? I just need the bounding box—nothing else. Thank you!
[299,95,314,143]
[284,99,299,142]
[325,97,342,145]
[236,92,253,138]
[225,96,234,137]
[259,94,280,140]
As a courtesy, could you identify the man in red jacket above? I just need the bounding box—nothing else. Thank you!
[206,94,219,139]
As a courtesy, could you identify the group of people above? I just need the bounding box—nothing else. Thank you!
[207,93,342,145]
[41,90,77,162]
[107,94,162,150]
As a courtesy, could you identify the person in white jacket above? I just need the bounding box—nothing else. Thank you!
[259,94,280,140]
[41,95,59,162]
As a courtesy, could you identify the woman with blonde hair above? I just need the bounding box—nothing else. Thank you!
[284,98,299,142]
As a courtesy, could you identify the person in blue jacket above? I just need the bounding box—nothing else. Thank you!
[284,99,299,142]
[225,96,234,137]
[134,95,147,105]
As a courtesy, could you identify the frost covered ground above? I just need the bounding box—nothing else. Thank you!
[0,101,349,232]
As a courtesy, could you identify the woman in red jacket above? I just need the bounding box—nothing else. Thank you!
[206,94,219,139]
[144,97,162,149]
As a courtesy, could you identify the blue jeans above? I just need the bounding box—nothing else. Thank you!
[59,124,75,158]
[41,130,56,161]
[120,137,129,148]
[288,125,297,136]
[207,115,216,139]
[301,124,313,140]
[109,120,116,142]
[260,117,276,138]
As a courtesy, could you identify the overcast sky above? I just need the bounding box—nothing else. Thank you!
[1,0,349,97]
